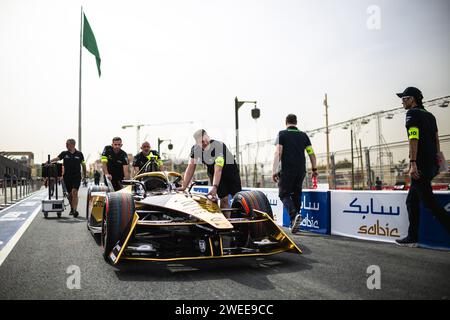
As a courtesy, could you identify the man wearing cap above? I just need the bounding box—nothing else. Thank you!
[133,141,164,175]
[396,87,450,246]
[101,137,130,191]
[50,139,86,217]
[272,114,318,234]
[177,129,242,209]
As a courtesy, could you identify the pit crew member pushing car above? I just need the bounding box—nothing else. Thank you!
[133,141,164,175]
[178,129,242,209]
[50,138,86,217]
[101,137,130,191]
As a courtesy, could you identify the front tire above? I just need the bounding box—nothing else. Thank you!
[101,192,135,263]
[231,190,273,219]
[231,191,274,240]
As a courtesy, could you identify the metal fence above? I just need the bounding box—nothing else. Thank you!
[0,178,43,210]
[236,134,450,190]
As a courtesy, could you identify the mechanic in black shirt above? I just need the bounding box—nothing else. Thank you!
[395,87,450,246]
[50,139,86,217]
[272,114,318,234]
[178,129,242,209]
[132,141,164,175]
[101,137,130,191]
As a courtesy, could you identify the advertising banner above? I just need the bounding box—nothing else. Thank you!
[330,190,410,243]
[289,191,330,234]
[418,191,450,250]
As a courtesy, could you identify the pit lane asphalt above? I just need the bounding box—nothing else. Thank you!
[0,187,449,300]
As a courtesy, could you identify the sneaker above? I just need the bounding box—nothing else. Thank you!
[289,214,302,234]
[73,211,79,218]
[395,236,418,247]
[69,209,73,216]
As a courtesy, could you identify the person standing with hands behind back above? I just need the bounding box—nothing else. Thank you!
[273,114,318,234]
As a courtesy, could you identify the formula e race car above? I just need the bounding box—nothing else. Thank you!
[86,171,301,265]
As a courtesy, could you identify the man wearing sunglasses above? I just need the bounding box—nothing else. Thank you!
[396,87,450,246]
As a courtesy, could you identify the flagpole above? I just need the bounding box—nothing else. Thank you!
[78,6,83,152]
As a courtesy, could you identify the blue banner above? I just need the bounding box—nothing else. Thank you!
[283,191,331,235]
[418,193,450,250]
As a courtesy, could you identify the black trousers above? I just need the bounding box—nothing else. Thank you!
[278,170,306,221]
[406,177,450,239]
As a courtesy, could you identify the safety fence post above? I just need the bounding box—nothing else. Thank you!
[2,179,6,207]
[14,176,18,201]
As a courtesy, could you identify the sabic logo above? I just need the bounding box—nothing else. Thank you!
[358,220,400,238]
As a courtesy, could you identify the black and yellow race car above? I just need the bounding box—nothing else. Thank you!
[86,171,301,265]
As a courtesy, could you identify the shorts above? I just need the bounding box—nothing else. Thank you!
[214,170,242,199]
[63,176,81,192]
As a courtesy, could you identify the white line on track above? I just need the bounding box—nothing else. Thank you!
[0,205,42,267]
[0,190,46,267]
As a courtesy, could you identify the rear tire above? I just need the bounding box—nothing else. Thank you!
[101,192,135,262]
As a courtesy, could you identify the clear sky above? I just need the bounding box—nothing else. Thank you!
[1,0,449,165]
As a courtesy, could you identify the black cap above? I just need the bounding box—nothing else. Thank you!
[396,87,423,100]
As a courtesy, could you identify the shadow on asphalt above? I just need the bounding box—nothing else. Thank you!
[112,247,318,291]
[40,215,87,224]
[57,217,86,224]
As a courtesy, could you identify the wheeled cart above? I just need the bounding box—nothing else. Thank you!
[41,155,66,218]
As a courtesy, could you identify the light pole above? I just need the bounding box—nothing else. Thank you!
[235,97,260,171]
[157,138,173,154]
[324,93,332,188]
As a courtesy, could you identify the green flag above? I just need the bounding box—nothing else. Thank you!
[83,13,101,77]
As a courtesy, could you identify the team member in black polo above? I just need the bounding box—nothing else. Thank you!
[273,114,318,234]
[101,137,130,191]
[178,129,242,209]
[395,87,450,246]
[132,141,164,175]
[51,138,86,217]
